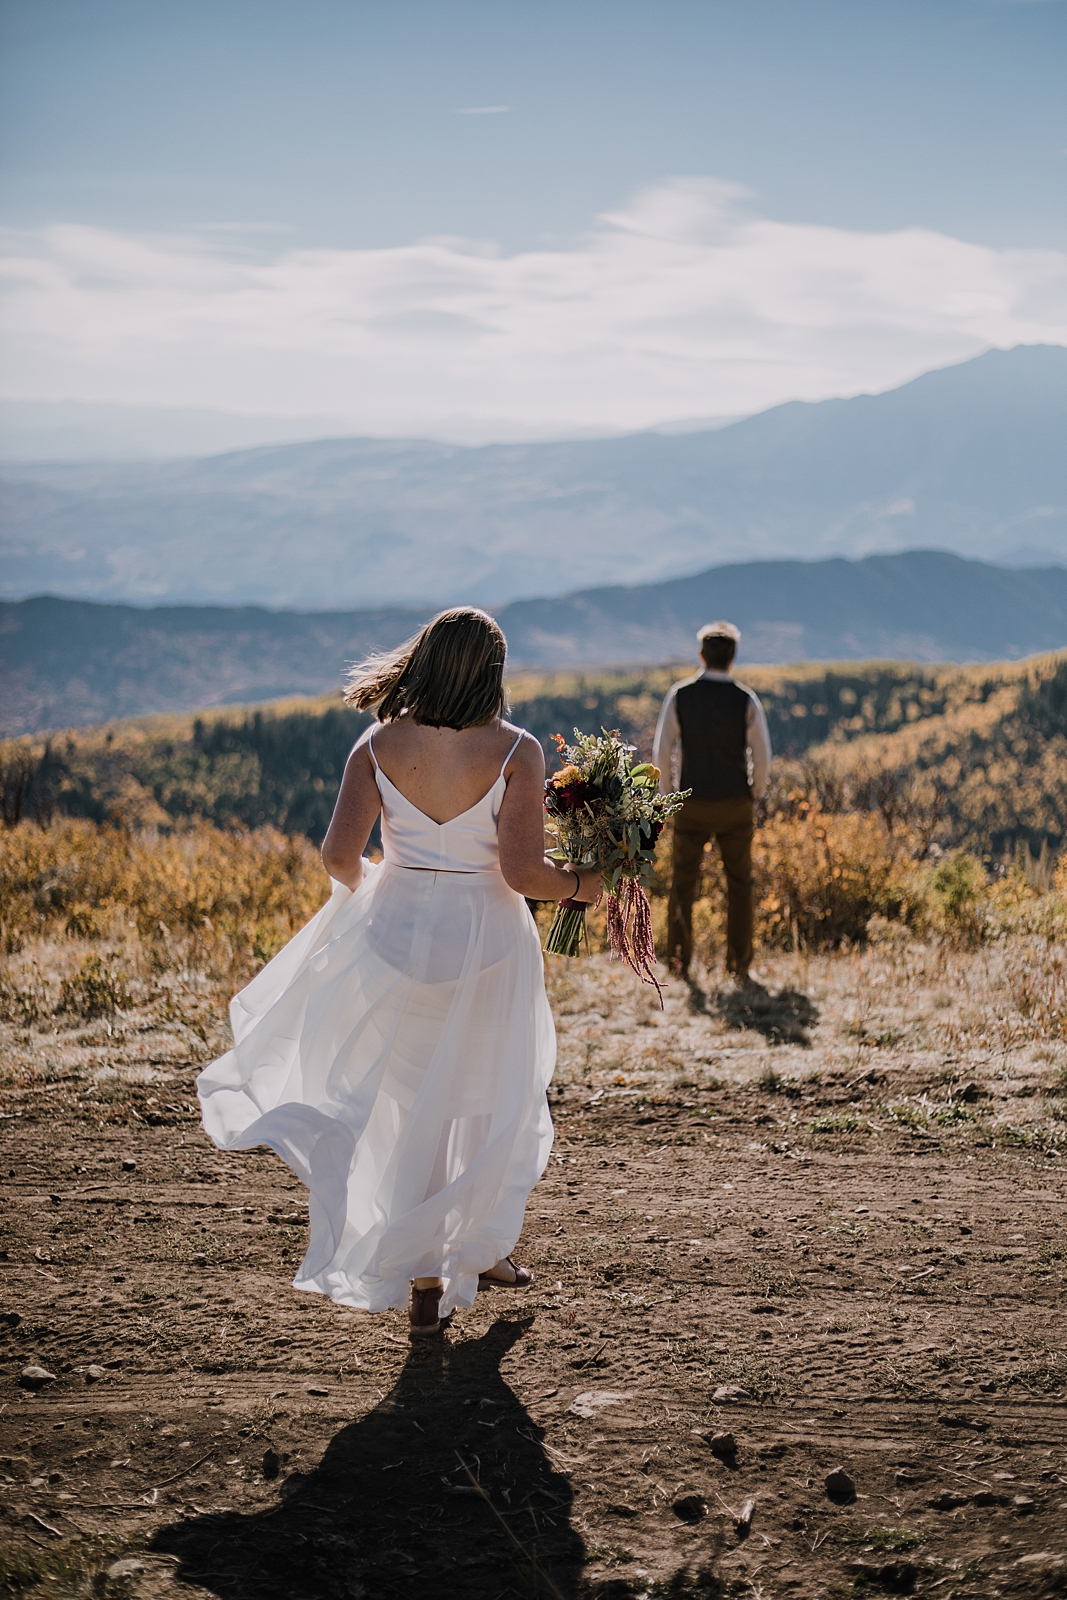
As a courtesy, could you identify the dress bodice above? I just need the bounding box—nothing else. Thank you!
[370,731,521,873]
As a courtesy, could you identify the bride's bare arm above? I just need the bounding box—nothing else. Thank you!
[321,736,381,890]
[497,734,601,902]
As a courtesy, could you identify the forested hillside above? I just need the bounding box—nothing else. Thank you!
[3,652,1065,857]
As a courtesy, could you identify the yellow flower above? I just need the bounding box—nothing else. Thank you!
[551,765,584,788]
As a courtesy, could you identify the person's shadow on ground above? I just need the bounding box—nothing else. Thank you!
[152,1316,584,1600]
[714,984,818,1047]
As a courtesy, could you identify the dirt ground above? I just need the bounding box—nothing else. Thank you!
[2,932,1066,1600]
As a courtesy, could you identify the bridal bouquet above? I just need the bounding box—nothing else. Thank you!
[543,729,688,998]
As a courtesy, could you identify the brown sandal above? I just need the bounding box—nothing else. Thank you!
[478,1256,533,1290]
[408,1283,443,1337]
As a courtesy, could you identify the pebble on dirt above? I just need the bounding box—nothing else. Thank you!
[708,1430,737,1458]
[937,1411,987,1430]
[85,1364,105,1383]
[121,1158,136,1171]
[262,1448,281,1480]
[929,1490,970,1510]
[824,1466,856,1502]
[848,1558,918,1590]
[18,1366,55,1390]
[734,1496,757,1537]
[105,1558,145,1579]
[712,1384,750,1403]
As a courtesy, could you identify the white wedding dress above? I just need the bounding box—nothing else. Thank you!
[197,730,556,1316]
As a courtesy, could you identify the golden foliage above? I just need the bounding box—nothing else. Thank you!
[0,819,327,993]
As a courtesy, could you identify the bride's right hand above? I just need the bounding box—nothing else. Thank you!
[567,866,603,903]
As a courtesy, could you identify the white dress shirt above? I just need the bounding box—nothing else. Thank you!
[652,669,772,800]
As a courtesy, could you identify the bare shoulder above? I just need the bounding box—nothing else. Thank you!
[501,724,545,778]
[348,722,378,761]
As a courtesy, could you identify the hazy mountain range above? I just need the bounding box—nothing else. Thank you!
[4,550,1067,737]
[2,344,1065,611]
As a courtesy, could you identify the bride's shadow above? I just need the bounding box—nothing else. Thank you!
[151,1316,583,1599]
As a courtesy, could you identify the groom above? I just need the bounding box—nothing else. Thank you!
[653,622,771,984]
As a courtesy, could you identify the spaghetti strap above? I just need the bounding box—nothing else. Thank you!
[500,730,524,777]
[366,728,379,771]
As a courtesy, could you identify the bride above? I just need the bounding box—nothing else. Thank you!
[197,607,600,1336]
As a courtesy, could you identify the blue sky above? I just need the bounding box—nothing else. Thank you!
[1,0,1065,449]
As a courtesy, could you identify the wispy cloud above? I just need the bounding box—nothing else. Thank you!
[454,104,510,115]
[1,179,1065,438]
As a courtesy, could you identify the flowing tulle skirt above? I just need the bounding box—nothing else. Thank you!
[196,861,556,1316]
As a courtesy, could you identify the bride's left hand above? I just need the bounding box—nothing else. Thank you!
[566,866,602,903]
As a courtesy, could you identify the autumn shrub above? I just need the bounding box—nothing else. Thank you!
[56,954,130,1019]
[673,805,922,961]
[0,818,327,993]
[926,852,988,946]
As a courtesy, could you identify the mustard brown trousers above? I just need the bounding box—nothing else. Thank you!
[666,796,754,976]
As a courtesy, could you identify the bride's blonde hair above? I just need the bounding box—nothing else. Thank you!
[343,607,508,729]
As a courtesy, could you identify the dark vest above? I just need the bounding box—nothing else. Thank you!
[675,678,751,800]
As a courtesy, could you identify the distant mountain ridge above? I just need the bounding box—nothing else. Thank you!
[4,549,1067,736]
[2,344,1065,610]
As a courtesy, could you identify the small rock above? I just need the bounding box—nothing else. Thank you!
[262,1448,281,1480]
[937,1411,987,1431]
[85,1364,105,1384]
[958,1081,981,1102]
[193,1252,206,1266]
[106,1558,145,1580]
[19,1365,55,1391]
[306,1385,329,1397]
[605,1502,638,1518]
[824,1466,856,1502]
[712,1384,750,1403]
[928,1490,970,1510]
[978,1379,996,1392]
[48,1470,64,1484]
[0,1455,29,1480]
[959,1223,972,1234]
[121,1158,136,1172]
[1012,1494,1036,1515]
[734,1496,757,1537]
[0,1312,21,1329]
[847,1559,918,1592]
[708,1430,736,1458]
[1014,1552,1065,1574]
[972,1489,1009,1507]
[671,1493,708,1523]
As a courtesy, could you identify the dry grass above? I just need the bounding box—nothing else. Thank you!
[0,821,327,1073]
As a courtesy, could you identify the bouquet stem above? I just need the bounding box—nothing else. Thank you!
[545,899,586,957]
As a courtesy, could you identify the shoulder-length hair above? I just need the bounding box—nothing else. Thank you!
[343,607,508,729]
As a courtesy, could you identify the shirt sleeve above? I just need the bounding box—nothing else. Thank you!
[745,691,772,799]
[652,686,681,789]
